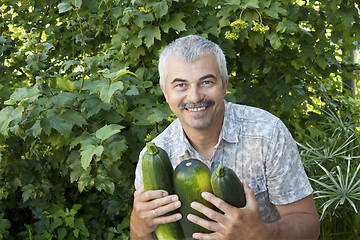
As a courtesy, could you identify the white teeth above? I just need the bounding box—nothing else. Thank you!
[187,107,206,112]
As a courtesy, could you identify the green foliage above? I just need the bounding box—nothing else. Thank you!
[0,0,359,239]
[297,89,360,239]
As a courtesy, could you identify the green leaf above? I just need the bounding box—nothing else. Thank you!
[134,12,155,27]
[267,32,282,49]
[259,0,271,8]
[9,86,42,103]
[42,42,54,53]
[81,96,110,117]
[125,85,139,96]
[0,214,10,238]
[95,176,115,194]
[138,25,161,48]
[224,0,240,5]
[74,218,89,236]
[151,1,168,18]
[58,2,73,14]
[147,109,168,124]
[56,77,76,92]
[51,217,63,231]
[25,120,41,137]
[64,216,75,228]
[22,184,36,202]
[52,92,75,107]
[80,145,104,169]
[41,116,73,136]
[264,2,287,19]
[203,0,218,7]
[105,139,128,162]
[161,13,186,33]
[74,0,82,8]
[78,172,94,192]
[339,7,356,27]
[57,227,66,240]
[61,110,87,127]
[96,81,124,103]
[275,21,286,33]
[240,0,260,9]
[69,152,85,182]
[95,124,124,141]
[62,60,81,71]
[0,106,24,136]
[316,55,327,70]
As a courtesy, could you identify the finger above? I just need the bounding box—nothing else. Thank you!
[153,212,182,225]
[187,213,222,233]
[190,200,226,224]
[201,192,233,215]
[192,231,221,240]
[148,196,182,218]
[137,189,169,202]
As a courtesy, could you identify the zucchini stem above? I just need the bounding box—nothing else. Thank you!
[146,142,159,155]
[216,165,226,177]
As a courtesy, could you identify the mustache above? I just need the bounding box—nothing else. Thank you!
[179,99,215,110]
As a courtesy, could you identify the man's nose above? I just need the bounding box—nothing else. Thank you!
[187,85,204,103]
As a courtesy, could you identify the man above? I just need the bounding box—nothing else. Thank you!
[130,35,320,239]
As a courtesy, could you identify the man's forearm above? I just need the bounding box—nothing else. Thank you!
[130,228,157,240]
[265,212,320,239]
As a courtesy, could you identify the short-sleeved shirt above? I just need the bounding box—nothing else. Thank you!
[135,100,313,223]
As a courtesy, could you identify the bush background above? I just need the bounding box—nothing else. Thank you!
[0,0,359,239]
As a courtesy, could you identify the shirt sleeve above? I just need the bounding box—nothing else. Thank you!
[265,119,313,205]
[134,147,146,190]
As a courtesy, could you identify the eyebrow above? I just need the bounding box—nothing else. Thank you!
[170,74,217,85]
[199,74,217,81]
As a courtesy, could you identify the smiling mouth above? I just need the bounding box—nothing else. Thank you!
[187,106,206,112]
[180,100,215,112]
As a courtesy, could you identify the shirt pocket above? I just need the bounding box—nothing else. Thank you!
[249,176,267,195]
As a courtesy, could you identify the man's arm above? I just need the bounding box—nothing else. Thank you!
[130,184,182,240]
[187,181,320,240]
[269,194,320,239]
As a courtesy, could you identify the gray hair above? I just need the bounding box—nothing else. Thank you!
[158,35,228,87]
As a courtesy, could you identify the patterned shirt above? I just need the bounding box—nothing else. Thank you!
[135,100,313,223]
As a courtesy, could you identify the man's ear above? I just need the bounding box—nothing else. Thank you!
[160,83,168,102]
[222,78,229,96]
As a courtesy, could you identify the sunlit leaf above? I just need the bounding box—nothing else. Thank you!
[56,77,76,92]
[0,106,24,136]
[80,145,103,170]
[58,2,73,13]
[95,124,124,141]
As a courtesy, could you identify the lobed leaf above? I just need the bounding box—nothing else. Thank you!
[80,145,104,170]
[95,124,125,141]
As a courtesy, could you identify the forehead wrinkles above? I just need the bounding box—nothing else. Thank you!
[167,55,218,83]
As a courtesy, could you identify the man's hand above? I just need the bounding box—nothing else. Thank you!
[187,181,269,240]
[130,184,182,240]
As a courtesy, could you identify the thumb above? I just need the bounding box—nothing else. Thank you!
[134,183,145,198]
[242,180,258,209]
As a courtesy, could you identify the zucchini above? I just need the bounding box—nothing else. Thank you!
[211,164,246,208]
[173,159,215,239]
[142,142,184,240]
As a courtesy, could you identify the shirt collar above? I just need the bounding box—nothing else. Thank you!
[220,100,240,143]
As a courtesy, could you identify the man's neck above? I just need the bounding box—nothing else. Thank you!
[183,120,223,160]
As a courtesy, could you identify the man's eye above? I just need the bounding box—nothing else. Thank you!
[202,81,212,85]
[176,83,186,88]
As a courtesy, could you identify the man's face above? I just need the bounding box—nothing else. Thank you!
[160,54,228,131]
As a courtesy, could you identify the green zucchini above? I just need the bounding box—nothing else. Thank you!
[142,142,184,240]
[173,159,215,240]
[211,164,246,208]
